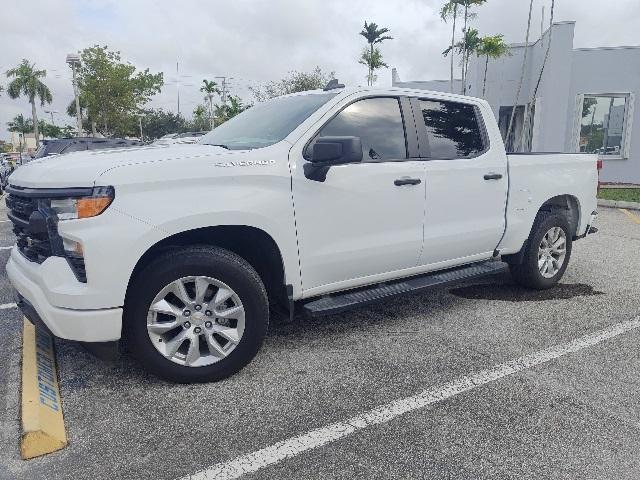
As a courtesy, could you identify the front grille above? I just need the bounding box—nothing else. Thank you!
[6,190,87,283]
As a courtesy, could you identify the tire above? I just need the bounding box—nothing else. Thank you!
[124,246,269,383]
[508,211,573,290]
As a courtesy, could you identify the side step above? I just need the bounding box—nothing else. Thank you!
[303,260,508,317]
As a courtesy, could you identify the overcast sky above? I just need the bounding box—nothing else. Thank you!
[1,0,639,141]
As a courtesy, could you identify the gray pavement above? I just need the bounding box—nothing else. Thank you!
[1,204,640,480]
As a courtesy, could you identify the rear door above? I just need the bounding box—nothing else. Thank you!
[413,98,508,265]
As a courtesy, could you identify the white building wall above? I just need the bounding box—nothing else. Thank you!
[392,21,640,183]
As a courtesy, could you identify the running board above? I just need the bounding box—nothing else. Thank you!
[303,260,508,317]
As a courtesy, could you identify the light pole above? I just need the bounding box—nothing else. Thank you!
[66,53,83,137]
[135,113,145,142]
[44,109,58,125]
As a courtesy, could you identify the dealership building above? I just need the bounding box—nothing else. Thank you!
[393,21,640,184]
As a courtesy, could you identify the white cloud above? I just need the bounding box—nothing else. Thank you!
[1,0,638,140]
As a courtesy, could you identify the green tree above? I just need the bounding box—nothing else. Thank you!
[74,45,163,136]
[141,108,188,139]
[213,95,248,126]
[38,120,65,139]
[443,28,481,96]
[6,59,52,148]
[359,21,393,86]
[440,1,463,93]
[7,114,34,153]
[358,47,387,86]
[189,104,210,131]
[249,67,334,102]
[477,34,510,97]
[200,79,220,129]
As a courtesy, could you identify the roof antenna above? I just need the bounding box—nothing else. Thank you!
[323,79,345,91]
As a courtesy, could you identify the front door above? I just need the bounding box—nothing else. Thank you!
[291,96,426,295]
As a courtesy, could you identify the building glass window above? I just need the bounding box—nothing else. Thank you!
[580,95,628,157]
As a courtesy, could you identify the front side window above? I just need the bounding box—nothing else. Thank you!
[309,97,407,161]
[580,95,629,157]
[420,99,486,159]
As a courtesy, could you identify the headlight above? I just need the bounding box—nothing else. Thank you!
[49,186,115,220]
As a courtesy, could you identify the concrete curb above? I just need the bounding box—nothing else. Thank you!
[20,318,68,460]
[597,199,640,211]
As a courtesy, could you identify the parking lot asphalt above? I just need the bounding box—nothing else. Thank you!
[1,204,640,480]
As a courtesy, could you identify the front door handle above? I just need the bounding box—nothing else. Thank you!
[483,173,503,180]
[394,177,422,186]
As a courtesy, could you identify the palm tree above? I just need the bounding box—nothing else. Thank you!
[200,79,220,129]
[440,1,462,94]
[7,114,34,156]
[6,59,52,149]
[358,47,387,86]
[457,0,486,93]
[477,34,510,97]
[444,28,481,95]
[359,21,393,86]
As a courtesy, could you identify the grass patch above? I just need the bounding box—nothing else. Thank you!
[598,188,640,203]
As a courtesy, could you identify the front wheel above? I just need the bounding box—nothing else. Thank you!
[124,246,269,383]
[508,212,573,290]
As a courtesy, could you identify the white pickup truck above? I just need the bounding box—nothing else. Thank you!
[5,82,598,382]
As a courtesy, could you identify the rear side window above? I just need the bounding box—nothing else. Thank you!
[309,97,407,162]
[419,99,486,159]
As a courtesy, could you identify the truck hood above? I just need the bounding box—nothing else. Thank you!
[8,144,237,188]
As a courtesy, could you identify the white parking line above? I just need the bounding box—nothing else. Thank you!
[0,246,13,250]
[0,302,17,310]
[179,316,640,480]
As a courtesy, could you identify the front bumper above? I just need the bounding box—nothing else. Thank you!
[7,251,122,342]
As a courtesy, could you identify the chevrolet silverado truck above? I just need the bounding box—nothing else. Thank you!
[5,82,598,383]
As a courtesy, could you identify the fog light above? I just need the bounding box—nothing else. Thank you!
[61,237,83,256]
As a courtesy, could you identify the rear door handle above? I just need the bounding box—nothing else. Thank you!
[394,177,422,186]
[483,173,503,180]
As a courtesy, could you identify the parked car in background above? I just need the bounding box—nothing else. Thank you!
[152,132,207,145]
[0,159,14,188]
[32,137,144,160]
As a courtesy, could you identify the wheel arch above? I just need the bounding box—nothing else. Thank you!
[125,225,289,310]
[503,194,580,265]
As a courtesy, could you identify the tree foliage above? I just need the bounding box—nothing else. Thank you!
[359,21,393,86]
[7,114,33,134]
[6,59,52,147]
[249,67,334,102]
[213,96,248,125]
[74,45,163,136]
[477,34,510,97]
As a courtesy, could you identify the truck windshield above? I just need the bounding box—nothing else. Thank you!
[200,92,338,150]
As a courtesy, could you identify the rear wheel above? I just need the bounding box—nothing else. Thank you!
[124,246,269,383]
[508,212,572,290]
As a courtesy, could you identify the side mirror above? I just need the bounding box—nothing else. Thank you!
[305,136,362,182]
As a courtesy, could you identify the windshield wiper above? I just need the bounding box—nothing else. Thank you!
[207,144,230,150]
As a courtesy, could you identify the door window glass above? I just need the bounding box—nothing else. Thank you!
[420,99,485,159]
[309,97,407,161]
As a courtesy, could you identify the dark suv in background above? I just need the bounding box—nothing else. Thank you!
[33,137,143,159]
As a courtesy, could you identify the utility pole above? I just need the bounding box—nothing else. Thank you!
[44,109,58,125]
[66,53,83,137]
[216,76,230,105]
[176,61,180,116]
[135,113,145,142]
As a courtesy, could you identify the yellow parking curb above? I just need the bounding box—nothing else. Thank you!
[20,318,68,459]
[619,208,640,225]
